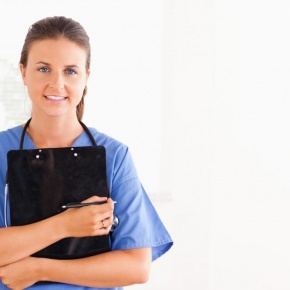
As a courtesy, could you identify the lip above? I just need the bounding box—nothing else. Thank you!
[44,95,67,103]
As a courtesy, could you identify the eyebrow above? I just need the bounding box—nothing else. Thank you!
[35,62,79,68]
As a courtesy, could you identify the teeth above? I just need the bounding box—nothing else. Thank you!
[46,96,66,100]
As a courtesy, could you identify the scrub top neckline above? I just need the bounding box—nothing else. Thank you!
[16,125,88,149]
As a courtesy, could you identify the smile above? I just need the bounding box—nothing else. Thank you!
[45,95,67,101]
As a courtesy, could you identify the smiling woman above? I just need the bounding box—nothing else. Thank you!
[20,38,89,138]
[0,16,173,290]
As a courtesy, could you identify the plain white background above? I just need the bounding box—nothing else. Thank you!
[1,0,290,289]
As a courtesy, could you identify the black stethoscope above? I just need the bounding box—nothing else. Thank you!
[20,118,96,149]
[5,118,119,231]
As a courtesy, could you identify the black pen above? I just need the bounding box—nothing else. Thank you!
[61,201,117,209]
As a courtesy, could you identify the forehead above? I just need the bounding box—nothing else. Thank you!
[27,38,87,65]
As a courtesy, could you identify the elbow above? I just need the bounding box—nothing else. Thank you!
[136,262,151,284]
[132,263,151,285]
[140,272,150,284]
[133,253,152,284]
[125,248,152,285]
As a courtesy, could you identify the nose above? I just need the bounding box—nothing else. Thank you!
[49,71,65,90]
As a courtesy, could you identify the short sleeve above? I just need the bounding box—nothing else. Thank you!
[109,147,173,261]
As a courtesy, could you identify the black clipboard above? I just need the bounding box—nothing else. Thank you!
[7,145,111,259]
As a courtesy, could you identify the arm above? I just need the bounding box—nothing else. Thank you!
[0,248,152,289]
[44,247,151,287]
[0,196,114,266]
[0,213,65,266]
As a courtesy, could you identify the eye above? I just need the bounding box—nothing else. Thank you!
[38,67,50,73]
[66,68,77,75]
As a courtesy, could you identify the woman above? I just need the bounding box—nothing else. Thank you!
[0,16,173,289]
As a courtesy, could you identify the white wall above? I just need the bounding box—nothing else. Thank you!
[210,1,290,288]
[133,0,290,289]
[1,0,290,289]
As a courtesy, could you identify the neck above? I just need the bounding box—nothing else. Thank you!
[24,115,83,148]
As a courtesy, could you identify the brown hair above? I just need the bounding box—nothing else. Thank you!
[20,16,91,120]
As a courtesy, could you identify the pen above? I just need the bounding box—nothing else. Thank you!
[61,201,117,209]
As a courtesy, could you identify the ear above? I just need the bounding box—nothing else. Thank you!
[19,63,26,85]
[84,69,90,89]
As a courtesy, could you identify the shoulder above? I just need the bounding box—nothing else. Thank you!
[88,127,129,158]
[0,126,23,177]
[87,127,138,182]
[0,125,22,151]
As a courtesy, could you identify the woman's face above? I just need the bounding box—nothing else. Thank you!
[20,37,90,119]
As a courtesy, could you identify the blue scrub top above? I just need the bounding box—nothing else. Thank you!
[0,125,173,290]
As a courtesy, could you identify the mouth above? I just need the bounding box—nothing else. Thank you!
[44,95,67,102]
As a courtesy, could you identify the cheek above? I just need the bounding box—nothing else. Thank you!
[71,78,87,93]
[26,73,47,88]
[26,81,44,96]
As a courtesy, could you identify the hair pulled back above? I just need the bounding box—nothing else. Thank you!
[20,16,91,120]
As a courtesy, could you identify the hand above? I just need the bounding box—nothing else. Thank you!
[58,196,115,238]
[0,257,40,289]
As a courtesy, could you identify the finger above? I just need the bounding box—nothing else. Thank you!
[99,217,113,230]
[106,198,115,212]
[100,219,106,229]
[81,195,108,203]
[89,198,114,215]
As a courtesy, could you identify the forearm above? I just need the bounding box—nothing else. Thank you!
[0,197,114,267]
[0,215,64,266]
[39,248,151,288]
